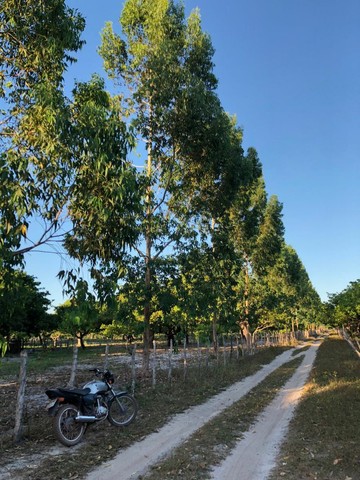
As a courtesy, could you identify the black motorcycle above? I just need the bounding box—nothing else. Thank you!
[45,368,137,446]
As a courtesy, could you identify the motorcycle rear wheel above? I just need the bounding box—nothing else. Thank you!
[53,404,86,446]
[108,393,138,427]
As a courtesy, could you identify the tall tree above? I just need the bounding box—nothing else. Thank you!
[255,244,319,333]
[80,0,246,367]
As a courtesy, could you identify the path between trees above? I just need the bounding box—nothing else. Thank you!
[86,341,321,480]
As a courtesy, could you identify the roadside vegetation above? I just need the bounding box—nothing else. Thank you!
[269,334,360,480]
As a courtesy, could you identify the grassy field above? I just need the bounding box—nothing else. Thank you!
[269,335,360,480]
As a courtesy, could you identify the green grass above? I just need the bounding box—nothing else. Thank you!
[269,335,360,480]
[0,344,129,377]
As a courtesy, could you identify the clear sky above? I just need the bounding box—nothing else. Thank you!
[25,0,360,306]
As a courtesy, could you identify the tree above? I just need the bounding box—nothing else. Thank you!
[0,270,52,350]
[252,244,320,333]
[0,0,85,265]
[230,149,285,338]
[65,0,246,368]
[56,280,100,349]
[327,280,360,335]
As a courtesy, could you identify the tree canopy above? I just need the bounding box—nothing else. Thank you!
[0,0,325,357]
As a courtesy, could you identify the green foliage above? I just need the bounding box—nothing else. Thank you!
[250,245,321,331]
[0,269,52,341]
[0,0,85,264]
[327,280,360,334]
[65,74,141,265]
[56,280,102,348]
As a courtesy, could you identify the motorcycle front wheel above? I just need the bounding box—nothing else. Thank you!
[53,404,86,446]
[108,393,138,427]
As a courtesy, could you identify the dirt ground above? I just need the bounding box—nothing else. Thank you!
[86,342,320,480]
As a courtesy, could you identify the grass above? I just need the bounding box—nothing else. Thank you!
[0,344,128,377]
[269,335,360,480]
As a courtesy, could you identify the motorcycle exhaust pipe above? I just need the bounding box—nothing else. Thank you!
[75,415,97,423]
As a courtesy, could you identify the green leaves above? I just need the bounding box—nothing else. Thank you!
[65,75,141,265]
[0,0,85,262]
[328,280,360,333]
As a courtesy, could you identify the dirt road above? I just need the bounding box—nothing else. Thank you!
[211,342,320,479]
[86,342,320,480]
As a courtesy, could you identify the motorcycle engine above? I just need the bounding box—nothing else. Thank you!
[95,397,108,419]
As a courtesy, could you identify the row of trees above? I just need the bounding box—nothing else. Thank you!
[327,280,360,335]
[1,0,324,362]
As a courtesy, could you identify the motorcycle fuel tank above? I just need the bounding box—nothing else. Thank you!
[83,379,108,393]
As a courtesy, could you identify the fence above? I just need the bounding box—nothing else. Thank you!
[340,327,360,358]
[2,329,310,443]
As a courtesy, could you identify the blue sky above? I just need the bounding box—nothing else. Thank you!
[25,0,360,305]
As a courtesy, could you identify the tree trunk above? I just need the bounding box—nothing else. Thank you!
[244,258,250,323]
[67,338,78,387]
[240,320,252,353]
[79,333,86,349]
[14,350,28,442]
[143,125,153,371]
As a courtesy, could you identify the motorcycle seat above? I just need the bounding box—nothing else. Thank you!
[58,387,91,396]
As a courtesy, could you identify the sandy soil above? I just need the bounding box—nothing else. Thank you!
[86,342,320,480]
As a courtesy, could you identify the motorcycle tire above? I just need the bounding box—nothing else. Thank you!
[53,404,86,447]
[107,393,138,427]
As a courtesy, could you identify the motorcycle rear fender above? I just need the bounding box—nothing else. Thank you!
[45,388,62,399]
[47,401,60,416]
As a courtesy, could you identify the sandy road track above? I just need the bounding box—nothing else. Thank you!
[211,342,320,479]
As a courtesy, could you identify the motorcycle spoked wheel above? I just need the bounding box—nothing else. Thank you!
[107,393,138,427]
[53,404,86,446]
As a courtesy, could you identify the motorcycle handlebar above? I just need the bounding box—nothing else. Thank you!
[89,368,101,374]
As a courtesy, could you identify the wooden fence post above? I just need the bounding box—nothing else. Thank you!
[131,344,137,395]
[223,335,226,365]
[168,339,173,382]
[183,338,187,380]
[67,338,78,387]
[104,343,109,370]
[14,350,28,442]
[197,337,201,370]
[152,340,156,388]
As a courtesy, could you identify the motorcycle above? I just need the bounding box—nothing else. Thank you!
[45,368,137,446]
